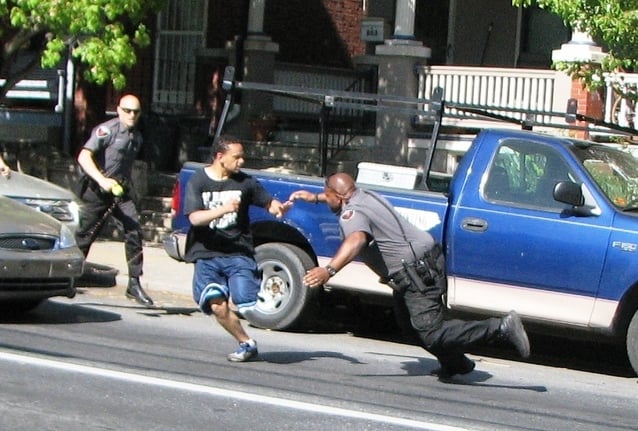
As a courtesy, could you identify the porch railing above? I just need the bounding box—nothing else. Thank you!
[415,65,573,128]
[147,55,636,141]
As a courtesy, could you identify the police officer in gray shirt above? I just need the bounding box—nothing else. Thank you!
[290,173,530,379]
[75,94,153,307]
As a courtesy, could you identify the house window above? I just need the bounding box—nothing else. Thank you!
[153,0,207,110]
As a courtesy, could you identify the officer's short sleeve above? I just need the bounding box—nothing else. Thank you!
[339,207,372,237]
[83,124,112,153]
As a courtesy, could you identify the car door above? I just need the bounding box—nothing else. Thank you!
[446,138,612,325]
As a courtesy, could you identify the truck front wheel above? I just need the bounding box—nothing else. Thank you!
[249,243,317,330]
[627,310,638,376]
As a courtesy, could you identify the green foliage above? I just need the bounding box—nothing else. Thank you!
[497,150,546,193]
[1,0,166,90]
[513,0,638,100]
[584,159,632,206]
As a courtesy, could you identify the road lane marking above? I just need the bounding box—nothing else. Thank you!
[0,351,473,431]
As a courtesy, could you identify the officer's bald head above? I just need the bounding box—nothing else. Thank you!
[326,173,356,198]
[119,94,141,110]
[117,94,141,128]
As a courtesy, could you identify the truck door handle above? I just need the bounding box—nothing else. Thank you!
[462,217,488,232]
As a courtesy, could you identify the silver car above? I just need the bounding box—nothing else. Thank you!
[0,171,81,231]
[0,195,84,311]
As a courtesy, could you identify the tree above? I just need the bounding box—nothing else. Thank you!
[0,0,166,98]
[513,0,638,98]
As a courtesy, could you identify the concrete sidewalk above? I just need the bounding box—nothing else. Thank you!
[84,239,194,300]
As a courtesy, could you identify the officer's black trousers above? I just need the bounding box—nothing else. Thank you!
[76,187,144,277]
[396,283,502,371]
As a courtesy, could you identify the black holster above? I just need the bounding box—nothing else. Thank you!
[417,243,445,285]
[389,244,446,298]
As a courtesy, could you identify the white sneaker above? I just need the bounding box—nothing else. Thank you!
[227,340,258,362]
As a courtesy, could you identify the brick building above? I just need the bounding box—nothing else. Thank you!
[83,0,599,174]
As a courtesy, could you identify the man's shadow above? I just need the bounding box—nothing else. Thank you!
[405,357,546,391]
[258,350,365,365]
[75,261,119,287]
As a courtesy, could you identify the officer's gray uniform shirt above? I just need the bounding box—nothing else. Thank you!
[339,188,435,276]
[83,117,142,181]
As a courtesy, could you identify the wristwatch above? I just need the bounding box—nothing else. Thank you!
[325,265,337,277]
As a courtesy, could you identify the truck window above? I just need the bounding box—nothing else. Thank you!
[484,140,574,210]
[574,144,638,208]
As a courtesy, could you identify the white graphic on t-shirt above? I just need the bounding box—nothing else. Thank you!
[201,189,242,230]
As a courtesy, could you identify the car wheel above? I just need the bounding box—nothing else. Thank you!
[249,243,317,330]
[627,310,638,376]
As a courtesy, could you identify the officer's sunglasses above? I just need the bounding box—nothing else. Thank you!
[120,106,141,115]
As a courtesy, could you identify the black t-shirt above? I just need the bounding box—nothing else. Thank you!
[183,168,272,262]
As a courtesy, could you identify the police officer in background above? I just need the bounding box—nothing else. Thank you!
[289,173,530,379]
[75,94,154,307]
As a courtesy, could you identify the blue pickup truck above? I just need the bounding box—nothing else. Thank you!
[165,126,638,375]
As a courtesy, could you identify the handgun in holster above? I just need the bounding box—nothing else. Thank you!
[404,244,446,297]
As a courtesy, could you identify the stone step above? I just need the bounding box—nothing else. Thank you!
[242,134,373,176]
[139,195,173,213]
[141,225,171,244]
[96,196,173,245]
[140,209,173,230]
[244,139,320,175]
[147,171,178,197]
[97,216,172,245]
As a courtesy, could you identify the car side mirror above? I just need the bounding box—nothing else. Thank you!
[554,181,584,206]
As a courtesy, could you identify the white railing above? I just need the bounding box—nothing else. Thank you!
[271,64,577,129]
[416,65,573,127]
[147,55,638,133]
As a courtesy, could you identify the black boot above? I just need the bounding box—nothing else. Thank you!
[498,310,530,358]
[431,355,475,380]
[126,277,154,307]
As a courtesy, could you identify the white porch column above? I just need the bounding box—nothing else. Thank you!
[247,0,265,35]
[225,0,279,140]
[551,29,606,64]
[376,0,429,57]
[366,0,430,164]
[552,29,607,137]
[393,0,415,39]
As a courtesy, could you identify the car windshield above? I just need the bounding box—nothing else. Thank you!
[571,143,638,209]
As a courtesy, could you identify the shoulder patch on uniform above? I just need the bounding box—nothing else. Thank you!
[341,209,355,221]
[96,126,111,138]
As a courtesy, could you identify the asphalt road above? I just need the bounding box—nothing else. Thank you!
[0,263,636,430]
[82,239,637,377]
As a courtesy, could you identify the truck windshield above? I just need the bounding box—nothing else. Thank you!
[572,144,638,210]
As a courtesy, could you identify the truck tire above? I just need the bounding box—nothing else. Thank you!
[627,310,638,376]
[249,243,317,330]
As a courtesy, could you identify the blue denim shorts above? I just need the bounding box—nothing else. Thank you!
[192,255,261,315]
